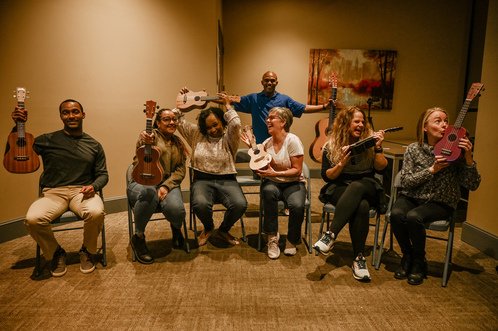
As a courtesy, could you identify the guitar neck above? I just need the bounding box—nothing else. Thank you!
[16,101,26,138]
[200,96,221,102]
[144,118,154,154]
[327,86,337,128]
[454,99,471,129]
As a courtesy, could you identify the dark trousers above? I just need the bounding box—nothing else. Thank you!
[325,179,378,257]
[191,178,247,233]
[261,180,306,245]
[390,195,452,259]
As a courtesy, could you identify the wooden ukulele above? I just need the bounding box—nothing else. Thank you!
[176,90,240,111]
[132,100,164,186]
[3,87,40,174]
[309,73,338,163]
[242,125,272,170]
[434,82,484,162]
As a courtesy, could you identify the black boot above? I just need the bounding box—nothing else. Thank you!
[394,255,412,280]
[407,257,427,285]
[171,226,185,249]
[131,234,154,264]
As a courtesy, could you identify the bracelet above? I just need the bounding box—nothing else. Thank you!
[374,147,383,153]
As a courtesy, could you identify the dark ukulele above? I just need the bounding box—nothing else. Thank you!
[309,73,338,163]
[132,100,164,186]
[434,82,484,162]
[3,87,40,173]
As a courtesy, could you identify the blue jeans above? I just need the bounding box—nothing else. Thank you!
[191,179,247,233]
[261,180,306,245]
[127,182,185,234]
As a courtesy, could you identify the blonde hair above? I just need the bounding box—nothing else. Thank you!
[326,106,373,163]
[416,107,448,146]
[268,107,293,132]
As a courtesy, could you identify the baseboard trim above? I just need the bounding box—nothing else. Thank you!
[461,222,498,259]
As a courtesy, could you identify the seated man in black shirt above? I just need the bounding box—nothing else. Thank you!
[10,99,108,277]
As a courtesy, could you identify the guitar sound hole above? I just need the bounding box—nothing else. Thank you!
[448,134,457,142]
[16,138,26,147]
[194,96,201,101]
[254,150,260,155]
[144,156,152,163]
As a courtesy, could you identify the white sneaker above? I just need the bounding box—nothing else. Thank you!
[352,253,371,282]
[313,231,335,256]
[283,240,297,256]
[267,233,280,259]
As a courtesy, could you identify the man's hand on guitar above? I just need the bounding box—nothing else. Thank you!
[12,107,28,123]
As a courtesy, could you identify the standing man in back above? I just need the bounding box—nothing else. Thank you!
[228,71,328,143]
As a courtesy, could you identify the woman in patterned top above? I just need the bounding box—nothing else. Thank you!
[390,107,480,285]
[313,106,387,281]
[175,90,247,247]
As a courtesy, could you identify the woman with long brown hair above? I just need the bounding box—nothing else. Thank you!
[313,106,387,281]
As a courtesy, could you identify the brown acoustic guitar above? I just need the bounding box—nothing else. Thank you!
[309,73,338,163]
[132,100,164,186]
[176,90,240,111]
[3,87,40,174]
[434,82,484,162]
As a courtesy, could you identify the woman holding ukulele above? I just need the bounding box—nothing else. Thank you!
[390,107,480,285]
[313,106,387,282]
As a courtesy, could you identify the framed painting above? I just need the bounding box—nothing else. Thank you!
[307,49,397,111]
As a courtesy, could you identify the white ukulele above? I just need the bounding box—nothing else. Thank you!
[242,125,272,170]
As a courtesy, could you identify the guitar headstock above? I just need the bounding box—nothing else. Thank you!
[466,83,484,101]
[329,73,338,100]
[13,87,29,103]
[144,100,158,118]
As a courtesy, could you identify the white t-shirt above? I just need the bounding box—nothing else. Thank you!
[262,132,305,183]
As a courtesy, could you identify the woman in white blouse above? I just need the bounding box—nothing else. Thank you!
[243,107,306,259]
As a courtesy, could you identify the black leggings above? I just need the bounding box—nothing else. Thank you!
[390,195,452,259]
[326,179,378,257]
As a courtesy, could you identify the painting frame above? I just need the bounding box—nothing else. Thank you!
[307,49,397,111]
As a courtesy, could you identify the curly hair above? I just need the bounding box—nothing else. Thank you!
[325,106,373,163]
[197,107,227,136]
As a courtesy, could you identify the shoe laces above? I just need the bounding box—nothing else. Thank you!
[320,231,334,245]
[355,255,367,270]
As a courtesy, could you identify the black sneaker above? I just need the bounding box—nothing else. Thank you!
[131,234,154,264]
[50,246,67,277]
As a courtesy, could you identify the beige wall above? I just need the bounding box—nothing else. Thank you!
[223,0,473,164]
[0,0,221,222]
[1,0,495,243]
[467,0,498,236]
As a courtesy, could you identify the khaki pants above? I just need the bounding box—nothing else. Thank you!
[25,186,105,260]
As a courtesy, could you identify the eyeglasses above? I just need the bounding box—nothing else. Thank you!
[266,115,281,121]
[160,117,178,123]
